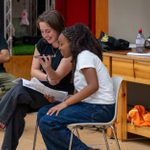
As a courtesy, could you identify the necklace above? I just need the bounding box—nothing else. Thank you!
[51,47,59,58]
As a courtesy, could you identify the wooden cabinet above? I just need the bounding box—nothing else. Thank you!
[103,55,111,74]
[103,50,150,141]
[112,58,134,79]
[4,55,33,80]
[134,60,150,83]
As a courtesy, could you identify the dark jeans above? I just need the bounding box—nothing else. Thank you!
[0,81,49,150]
[37,102,115,150]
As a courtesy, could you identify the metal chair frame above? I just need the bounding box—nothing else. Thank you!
[32,120,38,150]
[68,76,123,150]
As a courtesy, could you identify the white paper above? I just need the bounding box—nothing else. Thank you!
[13,77,68,102]
[127,52,150,57]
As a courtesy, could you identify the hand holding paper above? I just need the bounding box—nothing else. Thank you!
[13,77,68,102]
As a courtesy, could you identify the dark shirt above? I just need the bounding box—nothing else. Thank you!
[36,38,74,94]
[0,35,8,72]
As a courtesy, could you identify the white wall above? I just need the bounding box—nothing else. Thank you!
[109,0,150,43]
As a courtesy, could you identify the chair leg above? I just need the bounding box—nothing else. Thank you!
[110,125,121,150]
[69,128,75,150]
[102,129,110,150]
[75,127,80,139]
[32,121,38,150]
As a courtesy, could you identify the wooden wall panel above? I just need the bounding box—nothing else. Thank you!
[95,0,108,38]
[4,55,33,80]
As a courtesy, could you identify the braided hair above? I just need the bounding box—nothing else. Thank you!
[61,23,103,67]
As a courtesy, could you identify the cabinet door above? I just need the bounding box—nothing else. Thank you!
[134,60,150,84]
[112,58,134,80]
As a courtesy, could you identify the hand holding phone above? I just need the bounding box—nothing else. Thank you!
[34,54,49,58]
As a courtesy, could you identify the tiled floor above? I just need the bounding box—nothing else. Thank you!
[0,113,150,150]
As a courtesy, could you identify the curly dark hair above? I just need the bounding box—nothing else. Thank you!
[61,23,103,66]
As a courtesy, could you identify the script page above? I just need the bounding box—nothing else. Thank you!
[13,77,68,102]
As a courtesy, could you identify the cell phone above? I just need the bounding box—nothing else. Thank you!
[34,55,51,62]
[34,54,49,58]
[34,54,54,58]
[34,55,43,58]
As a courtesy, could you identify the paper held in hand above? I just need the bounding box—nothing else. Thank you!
[13,77,68,102]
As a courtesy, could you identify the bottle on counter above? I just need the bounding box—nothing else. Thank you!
[135,28,145,53]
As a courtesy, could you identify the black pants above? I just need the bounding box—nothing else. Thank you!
[0,81,49,150]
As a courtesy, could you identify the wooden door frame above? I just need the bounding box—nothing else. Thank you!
[95,0,108,38]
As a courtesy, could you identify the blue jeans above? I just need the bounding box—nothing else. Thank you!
[37,102,115,150]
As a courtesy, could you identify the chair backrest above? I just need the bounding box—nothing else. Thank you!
[111,76,123,123]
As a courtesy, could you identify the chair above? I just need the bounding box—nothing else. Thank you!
[32,120,38,150]
[32,76,123,150]
[68,76,123,150]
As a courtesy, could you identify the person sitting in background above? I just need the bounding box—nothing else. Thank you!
[37,23,115,150]
[0,10,74,150]
[0,34,15,99]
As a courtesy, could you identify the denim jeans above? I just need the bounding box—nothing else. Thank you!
[37,102,115,150]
